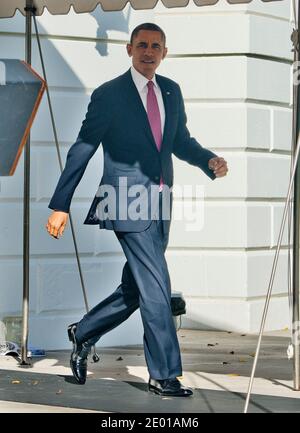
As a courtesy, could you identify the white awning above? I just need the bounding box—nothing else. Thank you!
[0,0,283,18]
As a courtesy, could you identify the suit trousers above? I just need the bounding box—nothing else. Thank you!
[75,195,183,380]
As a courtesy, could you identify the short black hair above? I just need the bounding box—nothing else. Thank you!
[130,23,166,45]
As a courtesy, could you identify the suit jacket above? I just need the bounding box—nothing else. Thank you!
[48,69,217,232]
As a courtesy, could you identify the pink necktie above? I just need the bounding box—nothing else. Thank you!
[147,81,162,151]
[147,81,163,189]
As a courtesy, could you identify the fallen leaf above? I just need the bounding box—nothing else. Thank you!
[207,344,215,347]
[56,389,62,395]
[222,362,229,365]
[116,356,123,361]
[31,380,39,386]
[11,380,21,384]
[228,374,240,377]
[241,334,246,337]
[230,351,235,355]
[250,353,255,357]
[239,359,247,363]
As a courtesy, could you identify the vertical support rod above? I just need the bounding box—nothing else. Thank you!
[293,0,300,390]
[20,0,34,365]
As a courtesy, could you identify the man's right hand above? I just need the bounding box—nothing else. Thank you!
[46,210,69,239]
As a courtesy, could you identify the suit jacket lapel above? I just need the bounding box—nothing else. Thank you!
[122,70,158,151]
[121,70,173,152]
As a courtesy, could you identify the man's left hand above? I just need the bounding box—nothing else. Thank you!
[208,157,228,178]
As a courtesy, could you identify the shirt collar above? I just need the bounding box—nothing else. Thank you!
[130,65,158,92]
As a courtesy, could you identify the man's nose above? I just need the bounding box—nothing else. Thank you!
[144,46,154,56]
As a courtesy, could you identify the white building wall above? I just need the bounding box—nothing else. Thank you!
[0,0,293,349]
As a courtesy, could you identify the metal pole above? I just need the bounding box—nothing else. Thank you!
[20,0,34,366]
[292,0,300,391]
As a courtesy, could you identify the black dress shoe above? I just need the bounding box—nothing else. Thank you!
[148,378,193,397]
[67,323,99,385]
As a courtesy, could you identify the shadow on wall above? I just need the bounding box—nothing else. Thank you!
[90,7,131,56]
[0,7,133,214]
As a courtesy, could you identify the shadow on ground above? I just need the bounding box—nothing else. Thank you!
[0,368,299,413]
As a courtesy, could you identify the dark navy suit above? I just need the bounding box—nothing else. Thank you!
[49,69,217,380]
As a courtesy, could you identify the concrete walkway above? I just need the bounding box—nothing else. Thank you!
[0,329,298,413]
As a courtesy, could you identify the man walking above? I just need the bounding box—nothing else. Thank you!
[46,23,228,397]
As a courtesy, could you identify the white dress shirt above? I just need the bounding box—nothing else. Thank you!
[130,65,165,135]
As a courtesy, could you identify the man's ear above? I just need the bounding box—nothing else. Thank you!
[126,44,132,57]
[162,47,168,60]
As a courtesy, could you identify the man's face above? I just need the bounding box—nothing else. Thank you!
[127,30,167,80]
